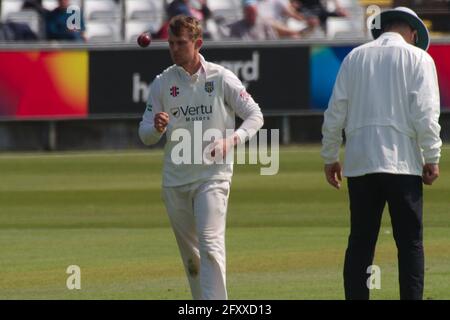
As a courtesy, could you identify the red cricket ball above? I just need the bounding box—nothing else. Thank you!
[137,33,151,48]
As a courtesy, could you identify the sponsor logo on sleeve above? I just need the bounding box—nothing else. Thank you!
[239,90,251,102]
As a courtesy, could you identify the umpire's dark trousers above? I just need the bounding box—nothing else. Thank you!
[344,173,424,300]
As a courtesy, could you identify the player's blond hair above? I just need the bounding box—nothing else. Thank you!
[169,15,203,41]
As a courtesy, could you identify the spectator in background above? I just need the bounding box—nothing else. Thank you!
[167,0,212,21]
[22,0,48,39]
[45,0,86,41]
[257,0,320,38]
[23,0,47,16]
[155,0,212,40]
[227,0,278,40]
[290,0,348,34]
[0,21,38,41]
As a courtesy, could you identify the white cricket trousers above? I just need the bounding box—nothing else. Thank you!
[162,179,230,300]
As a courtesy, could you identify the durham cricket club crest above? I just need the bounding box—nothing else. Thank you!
[205,81,214,94]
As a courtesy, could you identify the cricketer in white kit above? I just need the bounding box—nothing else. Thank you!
[138,15,264,300]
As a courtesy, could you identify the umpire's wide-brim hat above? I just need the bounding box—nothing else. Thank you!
[370,6,430,51]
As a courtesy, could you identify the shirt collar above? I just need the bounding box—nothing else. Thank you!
[175,54,207,83]
[378,32,408,44]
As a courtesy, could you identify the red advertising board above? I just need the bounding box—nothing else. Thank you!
[0,51,88,119]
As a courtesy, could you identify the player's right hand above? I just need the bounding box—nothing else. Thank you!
[324,162,342,189]
[154,112,169,133]
[422,163,439,185]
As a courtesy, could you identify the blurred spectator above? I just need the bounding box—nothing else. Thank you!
[290,0,348,34]
[22,0,48,16]
[22,0,48,39]
[167,0,211,21]
[155,0,212,39]
[227,0,278,40]
[257,0,319,38]
[45,0,86,41]
[0,21,38,41]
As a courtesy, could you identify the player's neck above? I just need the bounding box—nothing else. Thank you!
[182,54,202,75]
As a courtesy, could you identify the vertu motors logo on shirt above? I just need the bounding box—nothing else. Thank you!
[171,107,180,118]
[170,105,212,121]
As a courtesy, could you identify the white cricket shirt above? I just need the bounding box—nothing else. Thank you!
[139,54,264,187]
[321,32,442,177]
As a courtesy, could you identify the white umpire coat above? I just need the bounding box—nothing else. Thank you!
[321,32,442,177]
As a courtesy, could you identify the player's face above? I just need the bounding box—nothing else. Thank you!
[168,30,201,67]
[58,0,70,8]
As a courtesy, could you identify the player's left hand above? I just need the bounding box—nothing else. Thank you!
[205,135,240,163]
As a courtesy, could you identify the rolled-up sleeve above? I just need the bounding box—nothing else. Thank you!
[321,57,349,164]
[223,69,264,143]
[138,76,165,146]
[410,53,442,164]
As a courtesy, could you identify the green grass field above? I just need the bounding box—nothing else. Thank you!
[0,145,449,300]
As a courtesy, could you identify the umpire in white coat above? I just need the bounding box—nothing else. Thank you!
[321,7,442,300]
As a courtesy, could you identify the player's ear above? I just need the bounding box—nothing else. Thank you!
[195,38,203,50]
[413,30,418,45]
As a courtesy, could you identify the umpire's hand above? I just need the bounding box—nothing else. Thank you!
[154,112,169,133]
[422,163,439,185]
[324,162,342,189]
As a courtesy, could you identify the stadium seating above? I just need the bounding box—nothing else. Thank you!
[85,20,120,41]
[123,0,164,41]
[125,0,164,20]
[207,0,242,25]
[0,0,387,42]
[326,0,366,39]
[82,0,121,41]
[4,9,41,36]
[84,0,120,20]
[125,20,162,42]
[327,18,366,39]
[1,0,25,21]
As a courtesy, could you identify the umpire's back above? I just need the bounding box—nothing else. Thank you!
[325,28,440,177]
[342,31,437,139]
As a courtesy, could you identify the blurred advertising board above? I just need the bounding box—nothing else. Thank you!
[0,43,448,120]
[0,51,88,119]
[428,45,450,110]
[88,46,310,116]
[310,44,450,111]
